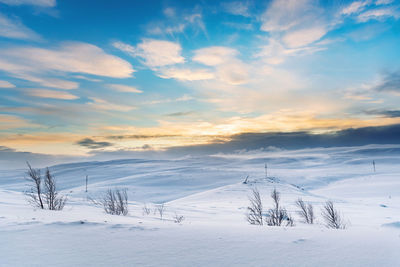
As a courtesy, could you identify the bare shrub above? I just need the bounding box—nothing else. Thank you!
[25,163,66,210]
[156,204,165,220]
[101,189,129,216]
[43,168,67,210]
[247,187,263,225]
[173,213,185,223]
[25,162,44,209]
[307,203,314,224]
[321,201,346,229]
[266,189,289,226]
[142,204,151,216]
[295,198,314,224]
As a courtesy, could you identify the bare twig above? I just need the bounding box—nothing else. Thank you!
[295,198,314,224]
[266,189,293,226]
[25,162,44,209]
[321,201,346,229]
[173,213,185,223]
[101,189,129,216]
[43,168,67,210]
[156,204,165,220]
[142,204,151,216]
[247,187,263,225]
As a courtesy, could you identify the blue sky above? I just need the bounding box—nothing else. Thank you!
[0,0,400,157]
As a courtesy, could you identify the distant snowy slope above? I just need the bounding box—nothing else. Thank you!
[1,144,399,203]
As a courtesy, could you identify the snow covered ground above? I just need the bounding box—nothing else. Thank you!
[1,144,400,266]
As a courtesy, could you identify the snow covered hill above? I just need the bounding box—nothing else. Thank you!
[1,144,400,266]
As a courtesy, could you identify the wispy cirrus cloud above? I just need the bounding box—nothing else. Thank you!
[147,7,207,38]
[25,89,79,100]
[0,0,55,7]
[256,39,326,65]
[282,26,327,48]
[157,67,214,81]
[73,75,102,82]
[357,7,400,22]
[0,42,134,94]
[0,42,134,88]
[221,1,251,17]
[339,0,400,22]
[257,0,398,64]
[343,70,400,103]
[0,114,39,130]
[108,84,142,93]
[193,47,238,66]
[261,0,324,33]
[376,0,395,4]
[87,97,136,112]
[144,94,193,105]
[113,39,203,83]
[17,75,79,90]
[0,13,41,40]
[0,80,15,88]
[340,1,370,15]
[193,46,249,85]
[257,0,331,68]
[113,39,184,68]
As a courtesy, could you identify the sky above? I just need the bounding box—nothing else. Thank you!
[0,0,400,160]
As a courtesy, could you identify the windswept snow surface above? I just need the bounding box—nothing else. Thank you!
[1,144,400,266]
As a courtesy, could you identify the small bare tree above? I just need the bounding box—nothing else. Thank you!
[295,198,314,224]
[173,213,185,223]
[142,204,151,216]
[25,163,66,210]
[25,162,44,209]
[101,189,129,216]
[322,201,346,229]
[43,168,67,210]
[266,189,289,226]
[156,204,165,220]
[247,187,263,225]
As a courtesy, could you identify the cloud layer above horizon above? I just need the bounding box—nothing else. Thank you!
[0,0,400,157]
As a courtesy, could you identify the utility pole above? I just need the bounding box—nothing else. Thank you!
[243,175,249,184]
[85,175,88,192]
[265,162,268,179]
[372,160,376,173]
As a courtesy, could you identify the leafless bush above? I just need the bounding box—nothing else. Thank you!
[25,162,44,209]
[295,198,314,224]
[266,189,289,226]
[101,189,129,216]
[156,204,165,220]
[142,204,151,216]
[43,168,67,210]
[173,213,185,223]
[25,163,66,210]
[247,187,263,225]
[321,201,346,229]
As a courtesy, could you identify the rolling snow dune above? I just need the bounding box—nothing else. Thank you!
[1,144,400,266]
